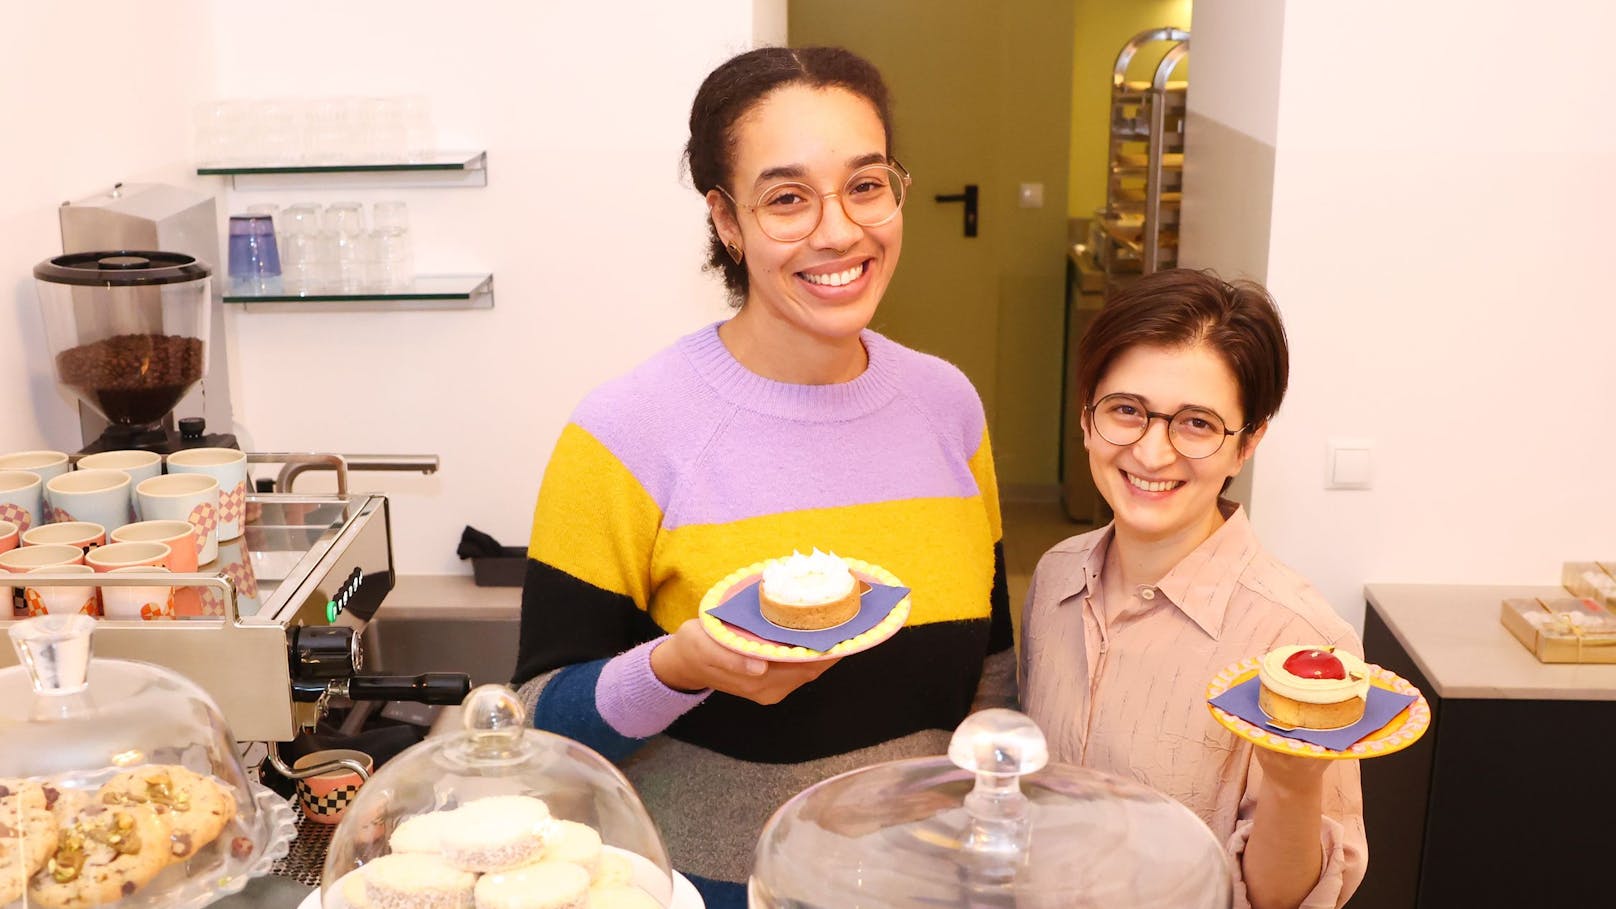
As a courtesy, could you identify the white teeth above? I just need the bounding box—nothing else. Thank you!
[1126,472,1182,493]
[802,263,865,287]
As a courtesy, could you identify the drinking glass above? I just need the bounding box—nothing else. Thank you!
[227,215,282,295]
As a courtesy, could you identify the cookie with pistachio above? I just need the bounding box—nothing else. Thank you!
[0,778,60,905]
[27,800,170,909]
[98,765,237,865]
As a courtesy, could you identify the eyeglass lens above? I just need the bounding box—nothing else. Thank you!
[753,164,907,241]
[1091,394,1231,459]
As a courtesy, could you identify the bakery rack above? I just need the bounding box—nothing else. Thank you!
[1094,27,1189,295]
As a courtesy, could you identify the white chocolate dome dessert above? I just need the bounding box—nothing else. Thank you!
[1256,645,1372,730]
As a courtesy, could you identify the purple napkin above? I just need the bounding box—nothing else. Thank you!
[1209,677,1418,751]
[707,579,911,651]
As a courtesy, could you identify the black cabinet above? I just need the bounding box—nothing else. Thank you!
[1353,598,1616,907]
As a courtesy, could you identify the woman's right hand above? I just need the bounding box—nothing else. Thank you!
[649,619,840,705]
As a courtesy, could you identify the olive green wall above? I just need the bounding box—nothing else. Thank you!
[1068,0,1193,217]
[790,0,1075,491]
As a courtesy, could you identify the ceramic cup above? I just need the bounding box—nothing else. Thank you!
[86,541,171,573]
[293,749,373,824]
[166,448,248,541]
[45,469,131,531]
[0,520,17,554]
[0,451,70,484]
[21,521,106,554]
[77,450,163,522]
[100,566,176,620]
[21,563,99,617]
[0,545,85,614]
[211,535,261,618]
[0,543,85,572]
[113,520,203,616]
[0,470,44,534]
[136,474,220,564]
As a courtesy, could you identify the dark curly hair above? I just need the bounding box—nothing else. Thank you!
[685,46,894,305]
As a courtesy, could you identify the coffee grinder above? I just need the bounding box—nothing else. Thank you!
[34,250,237,453]
[42,182,237,453]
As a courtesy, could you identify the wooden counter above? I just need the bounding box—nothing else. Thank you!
[1351,584,1615,908]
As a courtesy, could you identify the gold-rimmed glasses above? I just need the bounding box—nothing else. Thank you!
[715,159,912,242]
[1086,393,1248,460]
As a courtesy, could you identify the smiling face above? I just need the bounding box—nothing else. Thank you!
[707,85,901,351]
[1084,342,1266,549]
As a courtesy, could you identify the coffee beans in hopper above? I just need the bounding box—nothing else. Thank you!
[56,334,205,426]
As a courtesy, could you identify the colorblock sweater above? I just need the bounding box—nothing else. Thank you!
[512,322,1014,892]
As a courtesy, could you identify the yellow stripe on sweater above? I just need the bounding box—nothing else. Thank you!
[528,423,661,608]
[647,498,997,632]
[969,427,1002,542]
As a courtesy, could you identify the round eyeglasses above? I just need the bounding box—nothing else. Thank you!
[1086,393,1248,460]
[716,160,912,242]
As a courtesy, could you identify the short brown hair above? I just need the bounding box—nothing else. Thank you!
[685,46,894,305]
[1075,269,1289,441]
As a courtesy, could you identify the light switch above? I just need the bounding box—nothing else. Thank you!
[1018,182,1044,208]
[1327,440,1372,490]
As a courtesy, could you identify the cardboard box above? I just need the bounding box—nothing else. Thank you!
[1562,561,1616,610]
[1500,596,1616,664]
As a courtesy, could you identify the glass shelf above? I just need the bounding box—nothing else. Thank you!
[198,151,487,189]
[224,274,493,313]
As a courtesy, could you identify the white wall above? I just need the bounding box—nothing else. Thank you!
[1249,1,1616,627]
[1,2,779,575]
[0,1,218,448]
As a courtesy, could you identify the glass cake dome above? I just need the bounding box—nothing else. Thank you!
[749,709,1232,909]
[319,684,681,908]
[0,614,295,909]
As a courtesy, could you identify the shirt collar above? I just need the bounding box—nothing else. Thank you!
[1058,500,1261,641]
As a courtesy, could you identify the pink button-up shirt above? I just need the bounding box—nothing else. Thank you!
[1020,503,1367,908]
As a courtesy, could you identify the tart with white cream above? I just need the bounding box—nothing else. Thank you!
[758,549,860,631]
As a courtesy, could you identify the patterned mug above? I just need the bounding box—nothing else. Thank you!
[293,749,373,825]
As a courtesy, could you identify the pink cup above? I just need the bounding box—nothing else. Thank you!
[21,521,106,554]
[86,541,171,573]
[0,520,16,554]
[110,521,199,572]
[21,564,99,616]
[0,543,85,572]
[111,521,201,616]
[101,566,176,620]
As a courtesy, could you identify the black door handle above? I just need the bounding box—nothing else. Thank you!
[934,184,978,238]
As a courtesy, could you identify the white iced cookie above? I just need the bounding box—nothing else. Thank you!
[589,851,634,889]
[475,860,590,909]
[438,795,552,872]
[540,820,602,872]
[587,886,661,909]
[338,867,372,908]
[362,852,476,909]
[389,810,454,854]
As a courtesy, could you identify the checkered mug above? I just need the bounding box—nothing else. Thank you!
[293,749,373,825]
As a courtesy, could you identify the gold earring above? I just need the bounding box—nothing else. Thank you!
[725,242,744,265]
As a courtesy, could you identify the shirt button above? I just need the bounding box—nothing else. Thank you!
[1140,587,1157,600]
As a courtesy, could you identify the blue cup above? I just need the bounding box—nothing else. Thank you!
[228,214,282,294]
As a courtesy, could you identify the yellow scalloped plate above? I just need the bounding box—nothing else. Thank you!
[1205,657,1432,761]
[697,557,911,663]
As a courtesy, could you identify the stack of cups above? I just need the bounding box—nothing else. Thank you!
[228,214,283,295]
[279,203,326,295]
[369,201,414,290]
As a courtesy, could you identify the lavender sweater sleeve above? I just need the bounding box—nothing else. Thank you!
[530,638,710,762]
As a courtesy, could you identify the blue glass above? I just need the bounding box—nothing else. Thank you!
[227,215,281,294]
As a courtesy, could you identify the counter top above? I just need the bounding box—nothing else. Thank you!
[385,573,521,619]
[1365,583,1616,701]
